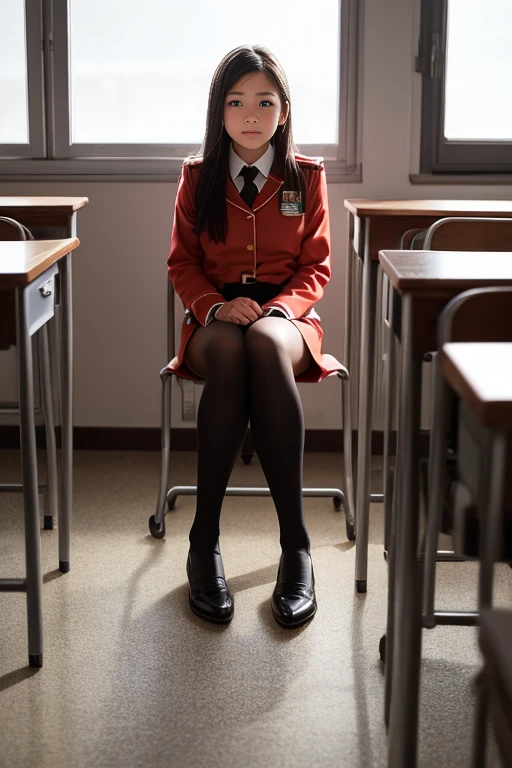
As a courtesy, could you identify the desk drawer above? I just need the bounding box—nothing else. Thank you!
[25,264,58,337]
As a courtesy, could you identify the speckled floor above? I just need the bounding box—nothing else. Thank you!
[0,450,507,768]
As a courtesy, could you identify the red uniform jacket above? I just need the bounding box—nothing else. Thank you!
[167,152,342,382]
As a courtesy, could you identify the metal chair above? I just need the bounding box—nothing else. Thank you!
[424,216,512,250]
[0,217,58,530]
[148,284,356,542]
[424,288,512,767]
[423,286,512,630]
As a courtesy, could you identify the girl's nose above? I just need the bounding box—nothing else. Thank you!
[244,115,258,123]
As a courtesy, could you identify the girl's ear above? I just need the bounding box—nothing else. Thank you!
[278,100,290,126]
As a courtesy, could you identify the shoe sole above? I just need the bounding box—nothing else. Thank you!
[271,604,317,629]
[189,596,233,625]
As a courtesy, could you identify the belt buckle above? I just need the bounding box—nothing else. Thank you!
[241,274,257,284]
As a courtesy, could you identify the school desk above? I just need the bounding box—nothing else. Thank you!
[343,199,512,594]
[377,251,512,768]
[0,238,80,667]
[0,197,88,522]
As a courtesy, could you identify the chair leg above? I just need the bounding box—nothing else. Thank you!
[149,372,172,539]
[39,326,58,531]
[152,370,356,545]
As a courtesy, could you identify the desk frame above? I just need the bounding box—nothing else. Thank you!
[380,270,512,768]
[345,202,512,593]
[0,205,79,571]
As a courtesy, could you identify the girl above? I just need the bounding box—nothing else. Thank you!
[168,44,339,628]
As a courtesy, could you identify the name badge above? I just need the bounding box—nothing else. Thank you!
[280,190,303,216]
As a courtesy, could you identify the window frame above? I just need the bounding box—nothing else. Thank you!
[418,0,512,175]
[1,0,46,158]
[0,0,362,182]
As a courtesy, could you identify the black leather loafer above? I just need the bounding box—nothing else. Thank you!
[187,549,234,624]
[271,550,316,629]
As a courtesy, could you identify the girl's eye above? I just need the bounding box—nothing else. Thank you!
[226,99,274,108]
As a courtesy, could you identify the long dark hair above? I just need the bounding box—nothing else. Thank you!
[194,45,306,243]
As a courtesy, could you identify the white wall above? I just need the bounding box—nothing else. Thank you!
[1,0,511,430]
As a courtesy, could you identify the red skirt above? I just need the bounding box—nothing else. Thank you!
[167,313,346,384]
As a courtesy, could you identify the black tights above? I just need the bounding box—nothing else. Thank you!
[188,321,310,554]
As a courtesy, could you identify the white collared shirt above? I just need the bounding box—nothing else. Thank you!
[229,142,275,196]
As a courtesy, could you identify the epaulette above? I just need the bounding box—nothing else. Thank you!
[295,152,324,170]
[183,156,203,168]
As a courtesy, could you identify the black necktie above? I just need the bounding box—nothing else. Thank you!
[239,165,259,208]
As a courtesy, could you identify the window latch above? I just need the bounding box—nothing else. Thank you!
[415,32,442,79]
[430,32,441,79]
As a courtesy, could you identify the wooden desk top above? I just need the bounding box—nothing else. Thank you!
[0,239,80,287]
[379,251,512,292]
[344,199,512,218]
[0,197,89,214]
[441,343,512,429]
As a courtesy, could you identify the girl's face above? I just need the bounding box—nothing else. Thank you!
[223,71,289,164]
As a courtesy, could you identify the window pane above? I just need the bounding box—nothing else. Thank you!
[0,0,28,143]
[444,0,512,141]
[68,0,339,145]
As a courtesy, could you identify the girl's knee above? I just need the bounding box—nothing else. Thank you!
[203,324,247,369]
[245,321,287,363]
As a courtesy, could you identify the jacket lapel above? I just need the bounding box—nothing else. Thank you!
[226,174,283,213]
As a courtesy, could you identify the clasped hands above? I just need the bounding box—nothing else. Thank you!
[215,297,264,325]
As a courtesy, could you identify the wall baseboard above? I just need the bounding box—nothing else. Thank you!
[0,426,421,455]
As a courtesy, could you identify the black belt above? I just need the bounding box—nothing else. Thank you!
[221,281,283,305]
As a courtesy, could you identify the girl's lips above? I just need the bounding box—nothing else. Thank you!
[242,131,261,135]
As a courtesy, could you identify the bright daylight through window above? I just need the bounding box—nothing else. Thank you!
[68,0,340,145]
[444,0,512,141]
[0,0,28,144]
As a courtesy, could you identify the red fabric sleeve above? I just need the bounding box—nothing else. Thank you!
[168,165,225,326]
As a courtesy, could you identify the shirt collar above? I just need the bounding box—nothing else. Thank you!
[229,143,275,182]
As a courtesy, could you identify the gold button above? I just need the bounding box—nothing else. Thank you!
[246,244,254,251]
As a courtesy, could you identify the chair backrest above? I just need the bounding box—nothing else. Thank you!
[0,216,34,241]
[400,227,426,249]
[438,287,512,346]
[0,217,34,349]
[424,217,512,251]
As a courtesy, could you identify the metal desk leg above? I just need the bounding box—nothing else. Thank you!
[39,325,58,526]
[355,219,378,592]
[342,223,356,534]
[384,285,401,726]
[384,395,402,728]
[383,275,397,553]
[344,212,357,418]
[15,287,44,668]
[59,253,72,573]
[423,359,451,628]
[471,432,506,768]
[388,294,423,768]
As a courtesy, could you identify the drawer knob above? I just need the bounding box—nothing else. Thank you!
[39,280,53,298]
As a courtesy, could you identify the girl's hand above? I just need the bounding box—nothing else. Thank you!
[216,297,263,325]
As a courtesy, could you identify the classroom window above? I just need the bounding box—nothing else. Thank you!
[0,0,361,181]
[0,0,29,144]
[418,0,512,174]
